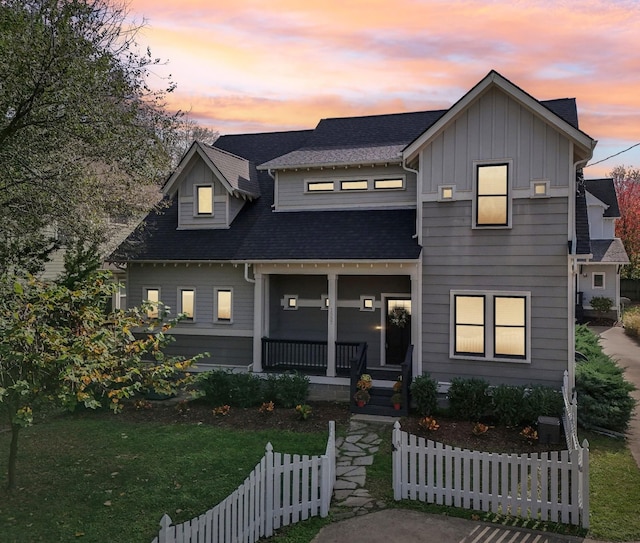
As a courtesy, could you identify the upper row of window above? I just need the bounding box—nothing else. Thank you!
[307,178,404,193]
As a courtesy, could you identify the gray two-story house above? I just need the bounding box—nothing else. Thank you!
[113,71,599,401]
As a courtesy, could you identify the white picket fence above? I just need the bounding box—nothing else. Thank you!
[393,381,590,530]
[152,421,336,543]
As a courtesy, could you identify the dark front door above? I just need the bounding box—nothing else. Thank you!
[385,298,411,365]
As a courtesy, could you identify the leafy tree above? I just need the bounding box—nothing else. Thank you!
[0,0,180,274]
[0,272,196,490]
[611,166,640,278]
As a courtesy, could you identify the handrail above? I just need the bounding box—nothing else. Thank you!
[400,345,413,413]
[349,343,368,408]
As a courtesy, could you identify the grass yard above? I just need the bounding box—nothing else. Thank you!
[0,415,329,543]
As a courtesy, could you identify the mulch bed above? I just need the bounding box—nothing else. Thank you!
[102,399,566,453]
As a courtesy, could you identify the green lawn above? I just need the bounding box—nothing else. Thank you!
[0,416,329,543]
[2,415,639,543]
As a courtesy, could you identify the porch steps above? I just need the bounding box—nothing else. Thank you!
[352,369,409,417]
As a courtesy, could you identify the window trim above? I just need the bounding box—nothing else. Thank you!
[473,161,512,229]
[530,180,550,198]
[307,181,335,192]
[373,178,404,190]
[284,294,298,310]
[438,185,456,201]
[340,180,369,191]
[177,287,196,321]
[143,287,161,319]
[450,290,530,363]
[195,184,214,216]
[214,287,233,323]
[360,295,375,312]
[592,272,605,290]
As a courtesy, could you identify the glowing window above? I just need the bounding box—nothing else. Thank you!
[307,182,334,192]
[476,164,508,226]
[374,178,404,190]
[284,295,298,310]
[144,288,160,319]
[494,296,526,358]
[360,296,375,312]
[196,186,213,215]
[341,180,368,190]
[179,289,195,320]
[215,289,232,322]
[454,295,485,356]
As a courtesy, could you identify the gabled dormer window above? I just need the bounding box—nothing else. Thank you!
[475,163,510,228]
[196,185,213,215]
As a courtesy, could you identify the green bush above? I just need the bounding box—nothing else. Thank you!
[491,384,527,426]
[622,307,640,338]
[575,326,636,432]
[196,370,264,407]
[590,296,613,314]
[447,378,491,421]
[522,385,564,424]
[263,372,310,408]
[576,324,604,359]
[410,374,438,416]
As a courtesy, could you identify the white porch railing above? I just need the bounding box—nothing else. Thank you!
[152,421,336,543]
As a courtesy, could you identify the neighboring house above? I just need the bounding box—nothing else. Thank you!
[112,70,598,398]
[575,178,629,321]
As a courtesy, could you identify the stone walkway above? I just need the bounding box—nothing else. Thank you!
[331,416,393,519]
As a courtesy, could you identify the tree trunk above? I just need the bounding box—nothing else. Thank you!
[7,423,20,490]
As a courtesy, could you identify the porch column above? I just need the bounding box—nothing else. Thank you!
[252,272,264,373]
[411,271,421,378]
[326,273,337,377]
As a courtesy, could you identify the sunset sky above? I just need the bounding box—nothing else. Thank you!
[128,0,640,177]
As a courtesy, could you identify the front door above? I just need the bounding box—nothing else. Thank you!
[384,298,411,366]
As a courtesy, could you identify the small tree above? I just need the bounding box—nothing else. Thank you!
[611,166,640,279]
[0,272,197,490]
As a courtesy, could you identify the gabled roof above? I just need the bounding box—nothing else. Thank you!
[112,130,421,262]
[403,70,595,163]
[590,239,629,264]
[585,179,620,217]
[163,141,260,200]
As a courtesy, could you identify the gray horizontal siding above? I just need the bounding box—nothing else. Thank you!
[422,87,571,195]
[276,164,416,211]
[421,197,570,388]
[163,335,252,366]
[127,263,254,331]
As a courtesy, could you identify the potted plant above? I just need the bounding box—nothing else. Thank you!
[354,388,370,407]
[354,373,372,407]
[391,392,402,410]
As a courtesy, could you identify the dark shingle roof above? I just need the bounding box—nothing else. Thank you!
[590,239,629,264]
[585,179,620,217]
[199,144,260,198]
[540,98,579,129]
[113,130,421,262]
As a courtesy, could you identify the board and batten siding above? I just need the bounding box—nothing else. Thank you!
[127,263,254,366]
[421,197,570,388]
[420,87,572,194]
[177,155,231,229]
[275,164,417,211]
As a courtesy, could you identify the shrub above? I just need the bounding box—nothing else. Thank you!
[522,385,564,424]
[622,306,640,338]
[575,326,636,432]
[196,370,264,407]
[447,378,491,421]
[410,374,438,416]
[590,296,613,318]
[262,372,309,408]
[491,384,528,426]
[575,324,604,359]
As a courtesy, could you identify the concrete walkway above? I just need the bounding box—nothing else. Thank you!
[311,326,640,543]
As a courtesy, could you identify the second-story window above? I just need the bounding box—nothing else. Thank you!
[179,288,195,320]
[196,185,213,215]
[475,164,509,227]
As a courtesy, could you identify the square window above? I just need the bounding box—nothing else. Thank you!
[439,185,455,200]
[451,291,529,362]
[196,186,213,215]
[144,288,160,319]
[179,288,195,320]
[476,164,509,226]
[593,273,605,289]
[532,181,549,197]
[360,296,375,311]
[284,295,298,310]
[215,288,232,322]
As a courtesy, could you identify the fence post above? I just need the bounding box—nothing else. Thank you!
[157,513,173,543]
[581,439,590,529]
[393,421,402,500]
[265,442,274,538]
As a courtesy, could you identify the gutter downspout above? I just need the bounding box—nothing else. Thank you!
[401,159,421,240]
[244,262,255,283]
